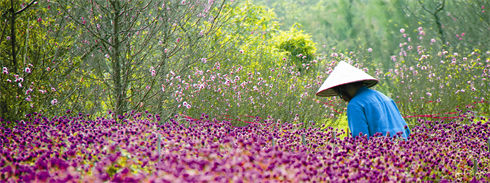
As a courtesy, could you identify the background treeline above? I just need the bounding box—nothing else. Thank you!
[255,0,490,69]
[1,0,489,128]
[1,0,246,123]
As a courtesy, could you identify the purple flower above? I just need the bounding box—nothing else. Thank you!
[36,170,50,181]
[156,114,161,121]
[99,172,109,181]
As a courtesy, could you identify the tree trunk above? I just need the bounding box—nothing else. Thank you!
[112,0,124,121]
[10,0,17,73]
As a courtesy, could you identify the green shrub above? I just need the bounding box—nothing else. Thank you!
[274,24,317,69]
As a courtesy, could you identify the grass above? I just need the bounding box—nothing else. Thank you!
[325,114,349,139]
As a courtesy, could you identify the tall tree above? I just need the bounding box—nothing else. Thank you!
[55,0,239,121]
[397,0,490,50]
[1,0,77,123]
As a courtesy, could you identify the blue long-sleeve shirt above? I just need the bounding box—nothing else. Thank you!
[347,86,411,139]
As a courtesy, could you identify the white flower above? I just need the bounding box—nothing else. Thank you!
[51,99,58,105]
[183,101,191,109]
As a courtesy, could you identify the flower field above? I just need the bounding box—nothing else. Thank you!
[1,111,489,182]
[2,0,490,182]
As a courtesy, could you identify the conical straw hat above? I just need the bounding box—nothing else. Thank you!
[316,61,378,97]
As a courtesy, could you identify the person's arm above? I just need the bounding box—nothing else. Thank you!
[347,105,370,138]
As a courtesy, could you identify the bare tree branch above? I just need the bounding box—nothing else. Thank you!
[15,0,37,15]
[418,0,446,43]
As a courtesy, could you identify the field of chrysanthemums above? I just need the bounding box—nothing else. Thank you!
[2,21,490,182]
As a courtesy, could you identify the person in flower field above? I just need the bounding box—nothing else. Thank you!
[316,61,411,139]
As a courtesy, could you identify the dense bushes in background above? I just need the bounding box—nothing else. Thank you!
[1,0,242,124]
[274,24,317,68]
[2,0,490,129]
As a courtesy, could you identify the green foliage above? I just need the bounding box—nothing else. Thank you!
[383,34,490,125]
[250,0,490,128]
[0,0,78,124]
[165,1,344,127]
[321,25,490,127]
[2,0,490,131]
[50,0,242,122]
[253,0,407,70]
[274,24,317,67]
[393,0,490,49]
[218,0,284,73]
